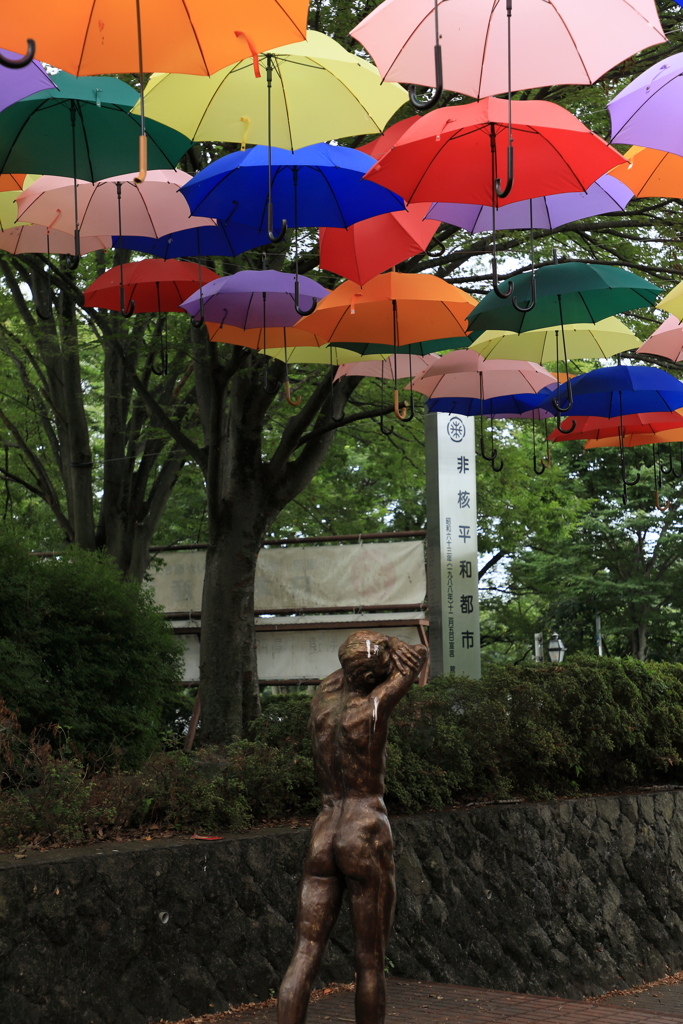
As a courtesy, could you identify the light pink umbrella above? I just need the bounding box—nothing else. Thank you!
[334,352,438,381]
[0,224,110,255]
[636,315,683,362]
[410,349,557,400]
[16,170,214,239]
[351,0,665,100]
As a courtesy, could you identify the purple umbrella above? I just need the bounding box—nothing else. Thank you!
[427,174,633,233]
[181,270,329,329]
[0,49,55,114]
[608,53,683,158]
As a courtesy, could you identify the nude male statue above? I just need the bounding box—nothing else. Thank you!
[277,630,428,1024]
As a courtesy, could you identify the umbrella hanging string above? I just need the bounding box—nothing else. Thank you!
[70,103,80,261]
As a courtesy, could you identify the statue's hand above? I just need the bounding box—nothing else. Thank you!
[389,640,428,680]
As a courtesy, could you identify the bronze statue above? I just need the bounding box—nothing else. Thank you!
[277,630,428,1024]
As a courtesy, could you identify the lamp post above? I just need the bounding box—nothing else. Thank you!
[547,632,567,665]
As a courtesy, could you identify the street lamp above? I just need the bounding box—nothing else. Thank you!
[547,633,566,665]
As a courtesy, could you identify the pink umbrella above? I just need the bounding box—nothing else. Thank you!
[411,349,557,400]
[0,224,110,255]
[334,353,438,381]
[636,315,683,362]
[16,170,213,239]
[351,0,665,101]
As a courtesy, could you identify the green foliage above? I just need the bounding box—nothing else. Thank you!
[0,531,186,769]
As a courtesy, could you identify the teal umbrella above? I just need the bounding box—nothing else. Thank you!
[466,261,661,416]
[0,71,191,270]
[329,335,471,357]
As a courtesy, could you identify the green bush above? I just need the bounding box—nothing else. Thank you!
[0,534,186,769]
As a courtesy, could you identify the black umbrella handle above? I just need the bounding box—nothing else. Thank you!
[0,41,35,68]
[408,45,443,111]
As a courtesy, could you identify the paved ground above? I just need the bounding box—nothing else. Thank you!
[167,976,683,1024]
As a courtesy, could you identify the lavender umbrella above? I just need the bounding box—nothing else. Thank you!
[427,174,633,234]
[0,49,55,114]
[608,53,683,158]
[181,270,329,329]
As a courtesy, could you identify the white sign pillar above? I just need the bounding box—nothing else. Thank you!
[425,412,481,679]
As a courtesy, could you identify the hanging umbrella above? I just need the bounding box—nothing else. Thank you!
[585,428,683,448]
[1,1,308,180]
[112,222,271,260]
[351,0,665,101]
[0,225,110,255]
[656,282,683,322]
[335,354,439,381]
[608,53,683,158]
[84,259,220,313]
[319,203,438,286]
[427,174,633,234]
[134,31,407,150]
[206,324,331,351]
[180,271,330,330]
[470,318,640,362]
[0,176,41,231]
[608,146,683,201]
[548,411,683,442]
[637,315,683,362]
[331,336,470,357]
[0,174,28,192]
[0,48,56,112]
[535,366,683,419]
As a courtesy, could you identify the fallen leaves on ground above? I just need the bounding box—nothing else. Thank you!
[149,983,355,1024]
[587,969,683,1002]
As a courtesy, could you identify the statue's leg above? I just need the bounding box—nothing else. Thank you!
[278,870,344,1024]
[346,846,396,1024]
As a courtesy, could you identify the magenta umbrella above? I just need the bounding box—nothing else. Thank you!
[636,315,683,362]
[0,48,56,112]
[427,174,633,233]
[352,0,665,102]
[608,53,683,158]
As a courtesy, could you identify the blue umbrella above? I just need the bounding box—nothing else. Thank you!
[113,222,271,260]
[533,365,683,503]
[179,143,405,232]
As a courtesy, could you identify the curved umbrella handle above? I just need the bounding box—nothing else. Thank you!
[285,380,301,407]
[134,134,147,185]
[655,489,670,513]
[492,256,513,300]
[294,279,317,317]
[408,45,443,112]
[119,282,135,318]
[552,376,573,415]
[533,453,546,476]
[0,40,35,68]
[494,144,514,200]
[625,470,641,487]
[555,417,576,435]
[512,271,536,313]
[393,390,408,420]
[268,201,287,244]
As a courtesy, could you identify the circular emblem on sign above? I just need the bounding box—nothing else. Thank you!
[447,415,466,442]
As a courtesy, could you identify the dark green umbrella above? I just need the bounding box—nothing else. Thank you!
[0,71,191,271]
[329,335,471,356]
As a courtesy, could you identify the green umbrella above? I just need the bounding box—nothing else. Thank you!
[0,71,191,269]
[329,335,471,356]
[467,262,660,335]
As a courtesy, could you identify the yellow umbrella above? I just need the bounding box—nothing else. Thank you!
[470,317,639,362]
[657,281,683,321]
[135,31,408,150]
[0,174,40,230]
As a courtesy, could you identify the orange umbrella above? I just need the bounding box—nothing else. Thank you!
[0,173,25,192]
[297,271,477,418]
[207,323,328,351]
[608,146,683,200]
[584,427,683,448]
[1,2,308,180]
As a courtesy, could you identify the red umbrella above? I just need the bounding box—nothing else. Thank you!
[363,98,626,207]
[319,202,438,285]
[83,258,219,314]
[548,410,683,442]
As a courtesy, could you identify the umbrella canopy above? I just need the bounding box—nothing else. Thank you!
[1,2,309,76]
[332,336,470,357]
[0,225,110,255]
[319,203,438,286]
[470,318,640,362]
[298,272,477,347]
[351,0,665,99]
[135,31,407,149]
[180,143,405,228]
[637,315,683,362]
[17,170,213,239]
[585,427,683,449]
[363,99,626,207]
[181,271,330,329]
[535,365,683,418]
[467,262,660,334]
[425,394,553,418]
[608,53,683,158]
[608,146,683,201]
[0,176,41,231]
[113,222,271,260]
[0,48,55,113]
[656,281,683,322]
[428,174,633,233]
[0,174,27,192]
[411,349,556,400]
[0,72,191,180]
[84,259,220,314]
[335,354,439,381]
[267,346,377,365]
[206,324,330,351]
[549,411,683,442]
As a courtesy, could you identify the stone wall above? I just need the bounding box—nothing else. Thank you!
[1,790,683,1024]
